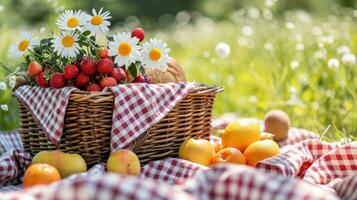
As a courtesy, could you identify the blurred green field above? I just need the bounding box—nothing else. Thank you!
[0,1,356,142]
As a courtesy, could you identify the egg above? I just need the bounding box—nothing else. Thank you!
[263,110,290,141]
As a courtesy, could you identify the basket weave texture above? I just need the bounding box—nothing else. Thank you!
[18,84,223,166]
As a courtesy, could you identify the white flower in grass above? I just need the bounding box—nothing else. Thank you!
[286,22,295,29]
[52,31,80,58]
[56,10,87,31]
[290,60,300,69]
[108,32,140,68]
[342,53,356,65]
[8,32,38,58]
[328,58,339,69]
[1,104,8,111]
[296,43,304,51]
[264,0,275,7]
[9,76,16,89]
[215,42,231,59]
[242,25,253,36]
[264,43,274,51]
[141,39,171,71]
[0,81,7,91]
[84,8,111,35]
[337,45,350,55]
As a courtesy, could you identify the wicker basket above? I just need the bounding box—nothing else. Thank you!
[18,83,223,166]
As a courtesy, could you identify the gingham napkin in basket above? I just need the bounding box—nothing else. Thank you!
[14,83,195,150]
[107,82,194,151]
[14,86,77,145]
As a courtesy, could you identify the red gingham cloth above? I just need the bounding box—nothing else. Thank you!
[1,129,356,199]
[14,83,194,151]
[108,82,194,151]
[14,86,76,145]
[0,130,23,154]
[0,149,31,186]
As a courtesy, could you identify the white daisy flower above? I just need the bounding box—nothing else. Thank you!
[0,81,7,91]
[8,32,38,58]
[108,32,140,68]
[9,76,16,89]
[215,42,231,58]
[84,8,111,35]
[342,53,356,65]
[1,104,8,111]
[328,58,339,69]
[290,60,300,69]
[56,10,87,31]
[140,38,171,71]
[337,45,350,55]
[51,31,80,58]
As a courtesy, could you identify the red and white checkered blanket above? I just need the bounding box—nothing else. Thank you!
[14,83,194,151]
[0,127,356,199]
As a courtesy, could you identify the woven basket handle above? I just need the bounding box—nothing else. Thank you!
[192,83,224,95]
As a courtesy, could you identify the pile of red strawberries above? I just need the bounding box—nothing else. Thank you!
[27,28,151,92]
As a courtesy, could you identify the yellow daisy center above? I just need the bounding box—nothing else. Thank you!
[118,42,132,56]
[62,36,75,47]
[149,48,162,61]
[18,40,29,52]
[67,17,79,28]
[91,15,103,25]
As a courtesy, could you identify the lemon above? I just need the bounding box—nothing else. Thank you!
[222,118,261,152]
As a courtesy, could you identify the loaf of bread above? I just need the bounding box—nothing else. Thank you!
[145,58,186,83]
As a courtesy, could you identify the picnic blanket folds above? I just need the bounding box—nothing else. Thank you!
[0,129,356,199]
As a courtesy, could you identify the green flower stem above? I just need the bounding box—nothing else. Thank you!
[1,67,20,81]
[0,62,12,73]
[28,49,43,58]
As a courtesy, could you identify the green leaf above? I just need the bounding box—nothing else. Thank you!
[128,64,138,78]
[24,56,31,64]
[138,65,146,75]
[82,31,91,36]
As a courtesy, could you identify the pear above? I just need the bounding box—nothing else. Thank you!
[32,150,62,167]
[57,153,87,178]
[32,151,87,178]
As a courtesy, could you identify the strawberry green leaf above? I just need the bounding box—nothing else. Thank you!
[128,63,137,78]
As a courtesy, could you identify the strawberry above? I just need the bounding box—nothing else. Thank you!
[64,64,79,80]
[100,77,117,88]
[75,73,90,87]
[97,47,109,58]
[132,75,150,83]
[35,72,49,87]
[87,84,102,92]
[112,68,127,83]
[80,58,97,76]
[97,58,114,74]
[131,28,145,42]
[50,73,66,88]
[28,61,43,76]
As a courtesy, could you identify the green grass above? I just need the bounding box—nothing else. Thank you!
[158,11,357,141]
[0,9,356,142]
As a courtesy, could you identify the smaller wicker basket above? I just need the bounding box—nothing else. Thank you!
[18,83,223,166]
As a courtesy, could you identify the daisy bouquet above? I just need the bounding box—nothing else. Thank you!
[6,8,171,91]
